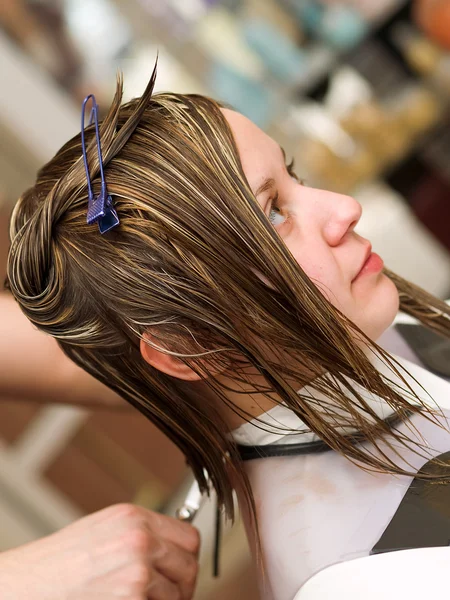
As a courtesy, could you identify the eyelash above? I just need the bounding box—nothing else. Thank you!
[287,158,304,183]
[268,159,304,226]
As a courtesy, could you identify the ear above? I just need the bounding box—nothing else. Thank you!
[140,333,202,381]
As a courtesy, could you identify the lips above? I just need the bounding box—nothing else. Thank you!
[353,244,372,282]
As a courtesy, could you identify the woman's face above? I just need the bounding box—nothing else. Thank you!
[223,109,399,341]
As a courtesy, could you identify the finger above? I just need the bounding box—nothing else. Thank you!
[147,571,182,600]
[153,539,198,600]
[138,509,201,556]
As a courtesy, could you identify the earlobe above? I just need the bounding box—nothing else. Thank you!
[139,335,202,381]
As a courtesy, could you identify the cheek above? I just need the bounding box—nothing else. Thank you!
[286,232,399,339]
[288,243,344,303]
[284,221,334,287]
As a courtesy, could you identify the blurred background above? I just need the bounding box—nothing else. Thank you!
[0,0,450,597]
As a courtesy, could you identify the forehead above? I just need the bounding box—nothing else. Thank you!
[221,108,279,187]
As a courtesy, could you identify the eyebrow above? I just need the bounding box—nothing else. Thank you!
[255,177,275,198]
[254,145,287,198]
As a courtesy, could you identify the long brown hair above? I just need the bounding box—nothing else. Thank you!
[6,64,450,538]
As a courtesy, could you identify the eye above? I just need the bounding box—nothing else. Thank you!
[268,193,287,226]
[268,159,304,228]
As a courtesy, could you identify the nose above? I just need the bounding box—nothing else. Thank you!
[320,190,362,246]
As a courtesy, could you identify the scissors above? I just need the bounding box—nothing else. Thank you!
[175,470,208,523]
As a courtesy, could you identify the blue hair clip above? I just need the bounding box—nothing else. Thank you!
[81,94,120,234]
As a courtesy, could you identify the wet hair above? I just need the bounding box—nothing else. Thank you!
[6,63,450,542]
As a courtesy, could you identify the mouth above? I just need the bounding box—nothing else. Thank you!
[352,244,373,283]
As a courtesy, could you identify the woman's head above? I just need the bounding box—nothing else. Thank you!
[7,63,450,524]
[222,108,399,341]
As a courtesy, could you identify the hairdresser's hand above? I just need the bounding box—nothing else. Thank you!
[0,503,200,600]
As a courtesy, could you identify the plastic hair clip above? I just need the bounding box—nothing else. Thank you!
[80,94,119,234]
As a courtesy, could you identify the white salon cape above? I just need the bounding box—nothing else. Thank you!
[231,326,450,600]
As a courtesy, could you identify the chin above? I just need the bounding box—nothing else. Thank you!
[370,274,400,340]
